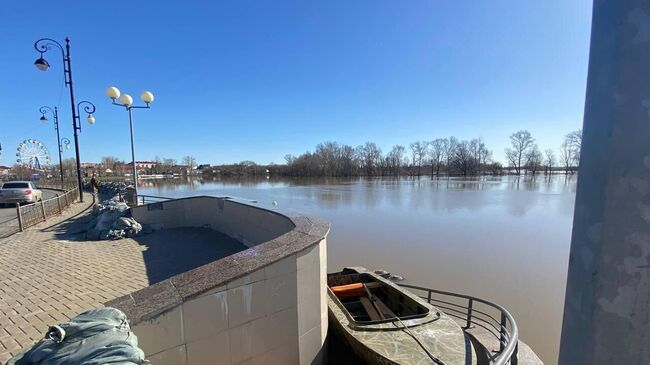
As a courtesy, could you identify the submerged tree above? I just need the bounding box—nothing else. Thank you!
[386,145,407,176]
[563,129,582,171]
[526,145,543,176]
[505,130,535,175]
[428,138,447,177]
[409,141,427,177]
[544,149,556,175]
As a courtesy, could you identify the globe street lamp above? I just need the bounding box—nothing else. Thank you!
[106,86,154,203]
[34,37,95,202]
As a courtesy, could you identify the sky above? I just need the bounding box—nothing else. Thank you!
[0,1,592,165]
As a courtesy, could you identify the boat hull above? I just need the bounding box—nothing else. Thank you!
[327,267,477,365]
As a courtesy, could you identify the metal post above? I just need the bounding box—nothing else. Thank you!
[56,194,62,213]
[34,38,86,202]
[465,298,473,329]
[64,38,84,203]
[16,203,23,231]
[128,107,138,202]
[53,107,64,188]
[499,312,507,353]
[40,201,47,222]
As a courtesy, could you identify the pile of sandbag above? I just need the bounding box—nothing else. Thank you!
[84,199,142,240]
[98,181,128,200]
[7,307,146,365]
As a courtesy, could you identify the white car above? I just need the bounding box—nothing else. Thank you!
[0,181,44,207]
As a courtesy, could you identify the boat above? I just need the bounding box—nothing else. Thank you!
[327,267,477,365]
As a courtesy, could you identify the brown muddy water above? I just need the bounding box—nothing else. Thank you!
[139,175,577,364]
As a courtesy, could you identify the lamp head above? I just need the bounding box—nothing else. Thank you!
[106,86,121,100]
[34,57,50,71]
[40,114,48,122]
[87,114,95,125]
[119,94,133,107]
[140,91,154,105]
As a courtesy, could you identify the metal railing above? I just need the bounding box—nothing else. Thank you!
[138,194,172,205]
[15,187,79,231]
[400,283,519,365]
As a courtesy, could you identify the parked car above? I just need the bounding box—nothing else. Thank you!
[0,181,43,207]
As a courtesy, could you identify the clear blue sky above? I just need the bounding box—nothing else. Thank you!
[0,0,592,165]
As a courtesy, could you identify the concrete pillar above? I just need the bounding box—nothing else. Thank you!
[558,1,650,364]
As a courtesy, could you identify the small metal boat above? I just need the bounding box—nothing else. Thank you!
[327,267,477,365]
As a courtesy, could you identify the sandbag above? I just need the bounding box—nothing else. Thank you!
[7,307,145,365]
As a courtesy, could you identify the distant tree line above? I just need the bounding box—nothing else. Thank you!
[275,129,582,178]
[4,129,583,181]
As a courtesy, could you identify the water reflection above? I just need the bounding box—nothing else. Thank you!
[139,174,576,365]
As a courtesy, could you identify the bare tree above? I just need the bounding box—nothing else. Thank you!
[505,130,535,175]
[340,145,358,177]
[469,138,491,175]
[450,140,472,176]
[428,139,447,177]
[163,158,177,168]
[409,141,427,177]
[315,142,342,176]
[526,145,543,176]
[182,156,197,170]
[544,149,555,175]
[61,158,77,178]
[387,145,406,176]
[559,141,573,174]
[10,164,33,180]
[478,139,492,172]
[359,142,382,176]
[445,137,458,176]
[564,130,583,171]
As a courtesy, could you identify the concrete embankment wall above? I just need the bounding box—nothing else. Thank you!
[107,196,330,365]
[131,196,296,247]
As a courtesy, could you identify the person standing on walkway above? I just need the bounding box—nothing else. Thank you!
[90,175,100,203]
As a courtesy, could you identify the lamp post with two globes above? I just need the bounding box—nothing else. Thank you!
[106,87,154,203]
[34,37,95,202]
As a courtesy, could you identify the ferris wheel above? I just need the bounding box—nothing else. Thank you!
[16,139,51,170]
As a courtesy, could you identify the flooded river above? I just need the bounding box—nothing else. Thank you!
[139,175,576,364]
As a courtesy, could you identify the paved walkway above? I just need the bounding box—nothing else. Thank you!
[0,197,248,363]
[0,199,150,363]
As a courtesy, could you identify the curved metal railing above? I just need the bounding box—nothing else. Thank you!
[399,283,519,365]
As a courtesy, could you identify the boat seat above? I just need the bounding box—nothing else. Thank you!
[359,297,382,321]
[371,297,396,319]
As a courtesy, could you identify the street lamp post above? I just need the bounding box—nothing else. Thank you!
[34,37,95,202]
[106,87,154,203]
[39,106,70,187]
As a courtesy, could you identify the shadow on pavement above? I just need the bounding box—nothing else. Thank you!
[27,190,248,287]
[44,201,97,240]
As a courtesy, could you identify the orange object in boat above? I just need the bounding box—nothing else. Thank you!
[331,283,365,298]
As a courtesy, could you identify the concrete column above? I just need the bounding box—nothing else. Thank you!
[558,1,650,364]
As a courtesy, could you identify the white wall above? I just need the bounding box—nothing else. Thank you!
[131,239,327,365]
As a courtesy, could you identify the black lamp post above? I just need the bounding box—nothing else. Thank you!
[39,106,66,187]
[34,37,95,202]
[106,87,154,203]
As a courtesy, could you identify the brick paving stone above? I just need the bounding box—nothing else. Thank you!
[0,199,151,360]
